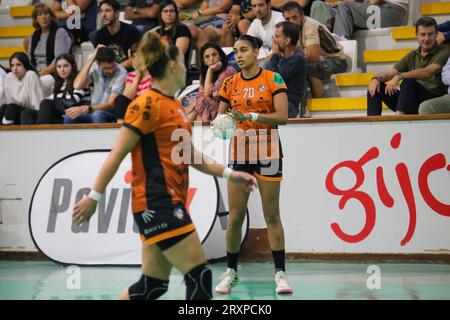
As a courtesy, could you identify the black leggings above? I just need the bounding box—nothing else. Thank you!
[0,104,26,125]
[113,94,132,121]
[21,99,69,125]
[38,99,65,124]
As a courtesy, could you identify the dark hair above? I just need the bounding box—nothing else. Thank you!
[31,3,57,30]
[54,54,78,97]
[9,52,37,74]
[95,47,116,64]
[137,31,180,79]
[275,21,299,47]
[158,0,180,33]
[199,43,229,86]
[415,17,438,33]
[99,0,120,12]
[281,0,303,15]
[236,35,263,49]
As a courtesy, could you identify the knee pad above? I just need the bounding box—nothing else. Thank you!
[184,264,212,300]
[128,275,169,300]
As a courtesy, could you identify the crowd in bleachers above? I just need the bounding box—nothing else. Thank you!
[0,0,449,126]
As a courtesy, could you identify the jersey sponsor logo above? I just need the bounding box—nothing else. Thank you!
[143,96,152,121]
[143,111,151,120]
[173,206,185,220]
[274,73,285,86]
[144,223,168,236]
[142,209,155,224]
[129,104,139,115]
[259,85,265,92]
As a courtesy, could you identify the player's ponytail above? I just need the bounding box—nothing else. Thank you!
[137,31,179,79]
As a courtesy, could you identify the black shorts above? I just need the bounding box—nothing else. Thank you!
[133,205,195,251]
[228,158,283,182]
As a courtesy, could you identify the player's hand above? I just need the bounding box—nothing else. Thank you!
[228,110,250,121]
[73,196,97,225]
[229,171,258,192]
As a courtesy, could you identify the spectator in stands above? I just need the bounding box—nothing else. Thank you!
[419,56,450,115]
[188,0,233,56]
[220,0,255,47]
[175,0,203,22]
[333,0,408,40]
[21,54,86,124]
[266,21,306,118]
[124,0,161,34]
[281,1,346,98]
[310,0,339,31]
[270,1,318,16]
[157,0,192,70]
[436,20,450,45]
[51,0,98,45]
[92,0,141,69]
[0,52,44,125]
[367,17,450,116]
[186,42,236,121]
[113,43,153,122]
[64,46,127,123]
[247,0,285,60]
[26,3,72,77]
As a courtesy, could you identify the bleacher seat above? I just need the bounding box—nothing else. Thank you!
[338,40,358,74]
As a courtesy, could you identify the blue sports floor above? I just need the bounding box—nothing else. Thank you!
[0,261,449,300]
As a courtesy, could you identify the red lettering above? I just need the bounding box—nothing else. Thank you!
[124,170,132,184]
[390,132,401,149]
[377,167,394,208]
[418,153,450,217]
[395,163,416,246]
[186,188,198,214]
[325,147,379,243]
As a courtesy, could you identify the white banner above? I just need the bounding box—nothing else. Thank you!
[28,150,248,265]
[0,118,449,259]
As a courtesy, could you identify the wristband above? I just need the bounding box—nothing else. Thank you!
[250,112,258,121]
[88,189,103,202]
[222,167,234,180]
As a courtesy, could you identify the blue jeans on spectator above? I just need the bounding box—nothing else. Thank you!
[64,110,116,123]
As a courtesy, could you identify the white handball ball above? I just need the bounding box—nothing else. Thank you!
[211,114,237,140]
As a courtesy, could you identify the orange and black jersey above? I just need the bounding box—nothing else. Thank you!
[219,68,288,161]
[123,88,191,214]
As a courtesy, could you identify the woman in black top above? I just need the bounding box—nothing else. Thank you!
[156,0,192,69]
[21,54,86,124]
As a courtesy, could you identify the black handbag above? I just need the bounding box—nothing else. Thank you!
[54,97,78,113]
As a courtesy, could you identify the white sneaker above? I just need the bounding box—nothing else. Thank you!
[215,268,240,294]
[275,271,293,294]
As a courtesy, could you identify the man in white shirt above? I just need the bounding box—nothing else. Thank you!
[247,0,284,59]
[333,0,408,39]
